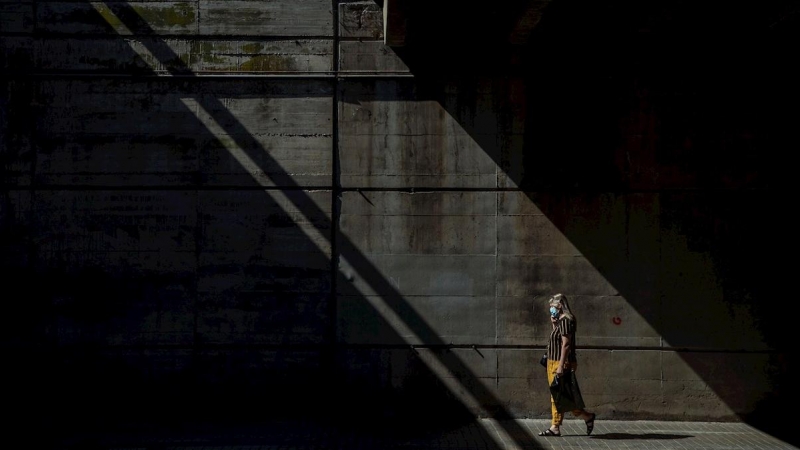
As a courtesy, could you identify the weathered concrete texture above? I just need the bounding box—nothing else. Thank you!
[198,294,329,345]
[26,188,331,348]
[337,190,498,346]
[0,38,333,74]
[338,295,497,345]
[495,295,663,348]
[497,255,619,298]
[34,0,333,37]
[497,348,775,421]
[32,0,333,36]
[337,347,503,418]
[581,349,774,420]
[29,189,198,346]
[27,79,333,186]
[199,0,333,36]
[36,1,199,35]
[660,351,774,417]
[339,1,383,39]
[51,347,330,421]
[0,81,34,186]
[0,1,32,33]
[340,191,496,255]
[197,189,333,290]
[32,190,198,267]
[338,80,501,188]
[340,254,496,297]
[339,41,409,72]
[1,0,787,432]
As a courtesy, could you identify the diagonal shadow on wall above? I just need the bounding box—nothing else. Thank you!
[0,1,555,448]
[385,0,794,446]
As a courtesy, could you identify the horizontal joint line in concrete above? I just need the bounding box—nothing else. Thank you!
[338,37,386,42]
[1,186,774,194]
[5,72,418,80]
[11,33,337,41]
[30,344,783,353]
[1,185,335,191]
[13,72,337,79]
[344,188,520,193]
[343,187,773,194]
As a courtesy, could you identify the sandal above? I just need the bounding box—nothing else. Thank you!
[585,413,596,435]
[538,429,561,437]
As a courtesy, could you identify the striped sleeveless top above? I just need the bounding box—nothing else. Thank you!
[547,316,578,362]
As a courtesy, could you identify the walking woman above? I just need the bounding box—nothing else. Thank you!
[538,293,596,437]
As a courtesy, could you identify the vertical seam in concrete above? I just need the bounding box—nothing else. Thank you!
[191,0,203,356]
[660,347,664,391]
[329,0,341,363]
[192,0,202,348]
[495,192,499,388]
[192,97,201,349]
[28,0,38,193]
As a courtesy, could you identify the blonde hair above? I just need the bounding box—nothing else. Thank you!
[549,293,575,321]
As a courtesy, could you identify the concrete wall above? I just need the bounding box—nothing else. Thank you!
[1,0,792,439]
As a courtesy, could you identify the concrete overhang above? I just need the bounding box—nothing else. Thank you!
[383,0,408,47]
[382,0,551,48]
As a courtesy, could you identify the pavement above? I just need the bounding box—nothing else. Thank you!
[52,418,800,450]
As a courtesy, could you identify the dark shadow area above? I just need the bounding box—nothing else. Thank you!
[3,0,796,449]
[385,0,796,447]
[0,1,544,449]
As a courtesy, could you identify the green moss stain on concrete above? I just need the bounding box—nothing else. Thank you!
[95,2,195,32]
[195,41,228,66]
[239,55,297,72]
[240,43,265,54]
[136,3,196,29]
[193,42,303,72]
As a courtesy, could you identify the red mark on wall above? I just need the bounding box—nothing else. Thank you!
[612,317,622,325]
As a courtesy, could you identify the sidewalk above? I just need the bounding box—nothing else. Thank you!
[54,418,800,450]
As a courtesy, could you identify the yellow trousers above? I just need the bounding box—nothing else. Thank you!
[546,359,588,426]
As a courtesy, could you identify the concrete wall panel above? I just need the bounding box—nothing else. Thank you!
[340,254,496,297]
[495,349,552,417]
[340,191,496,255]
[337,295,496,345]
[465,347,769,420]
[497,255,618,298]
[338,2,383,39]
[496,297,549,347]
[0,1,33,34]
[52,348,328,420]
[197,293,329,345]
[0,0,783,428]
[338,41,409,72]
[0,80,34,186]
[5,38,332,74]
[394,348,500,416]
[28,190,198,346]
[199,0,332,36]
[339,80,499,188]
[197,190,332,294]
[497,194,580,256]
[197,191,331,345]
[30,79,333,187]
[36,2,198,35]
[32,190,197,255]
[661,351,772,416]
[336,347,499,418]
